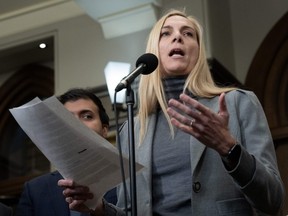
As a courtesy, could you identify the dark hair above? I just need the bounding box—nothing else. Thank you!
[58,88,109,126]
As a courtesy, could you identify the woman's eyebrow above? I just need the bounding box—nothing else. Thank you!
[161,25,195,31]
[161,25,172,30]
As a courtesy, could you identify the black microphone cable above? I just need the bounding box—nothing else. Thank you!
[113,91,128,216]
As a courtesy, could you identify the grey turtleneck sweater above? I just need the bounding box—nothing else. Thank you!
[152,76,192,215]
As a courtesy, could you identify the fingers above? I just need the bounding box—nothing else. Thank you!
[64,188,93,201]
[57,179,94,213]
[167,92,236,155]
[168,93,229,125]
[66,197,90,212]
[62,185,93,212]
[168,92,231,142]
[167,97,203,138]
[218,93,229,119]
[58,179,76,187]
[58,179,93,200]
[167,104,197,126]
[63,186,92,197]
[65,194,92,203]
[167,94,210,126]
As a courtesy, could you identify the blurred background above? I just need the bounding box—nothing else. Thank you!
[0,0,287,214]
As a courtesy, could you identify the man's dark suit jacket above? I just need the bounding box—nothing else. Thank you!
[0,202,13,216]
[15,171,117,216]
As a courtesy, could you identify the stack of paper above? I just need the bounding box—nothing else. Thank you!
[10,96,142,208]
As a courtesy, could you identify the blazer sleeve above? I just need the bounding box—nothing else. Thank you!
[227,90,285,214]
[15,181,34,216]
[14,171,69,216]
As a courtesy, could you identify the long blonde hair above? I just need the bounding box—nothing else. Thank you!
[137,9,236,143]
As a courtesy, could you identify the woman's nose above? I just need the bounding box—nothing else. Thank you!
[172,33,182,43]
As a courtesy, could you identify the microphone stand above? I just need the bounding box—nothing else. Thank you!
[125,84,137,216]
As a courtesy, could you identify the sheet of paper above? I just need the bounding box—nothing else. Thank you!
[10,96,142,209]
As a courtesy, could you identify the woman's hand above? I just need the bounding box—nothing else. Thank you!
[167,92,236,156]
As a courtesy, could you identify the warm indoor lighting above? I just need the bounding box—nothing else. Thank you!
[104,61,131,104]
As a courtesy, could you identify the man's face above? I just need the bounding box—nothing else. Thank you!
[64,98,108,138]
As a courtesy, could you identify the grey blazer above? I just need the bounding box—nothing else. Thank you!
[105,90,284,216]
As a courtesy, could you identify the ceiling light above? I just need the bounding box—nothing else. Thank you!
[39,43,46,49]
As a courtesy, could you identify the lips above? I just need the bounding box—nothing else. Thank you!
[169,48,185,57]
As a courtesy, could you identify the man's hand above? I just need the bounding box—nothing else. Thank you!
[58,179,104,214]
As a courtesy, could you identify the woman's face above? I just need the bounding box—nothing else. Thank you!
[158,15,199,77]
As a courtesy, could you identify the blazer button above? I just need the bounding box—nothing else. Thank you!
[193,182,201,193]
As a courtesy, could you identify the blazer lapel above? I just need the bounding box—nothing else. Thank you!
[190,136,206,174]
[134,114,157,196]
[135,114,157,166]
[48,171,70,216]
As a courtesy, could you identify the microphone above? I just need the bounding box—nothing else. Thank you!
[115,53,158,92]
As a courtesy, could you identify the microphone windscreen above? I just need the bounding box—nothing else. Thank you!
[136,53,158,75]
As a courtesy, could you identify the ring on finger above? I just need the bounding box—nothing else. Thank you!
[190,119,196,128]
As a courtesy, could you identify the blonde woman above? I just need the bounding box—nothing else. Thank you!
[59,9,284,216]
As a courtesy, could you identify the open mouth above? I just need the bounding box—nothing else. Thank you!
[169,48,185,57]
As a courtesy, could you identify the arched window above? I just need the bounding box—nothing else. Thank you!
[0,64,54,205]
[246,12,288,215]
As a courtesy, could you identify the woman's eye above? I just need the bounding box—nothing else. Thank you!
[183,31,194,37]
[160,31,170,37]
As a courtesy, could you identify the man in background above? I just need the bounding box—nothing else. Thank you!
[15,88,116,216]
[0,202,13,216]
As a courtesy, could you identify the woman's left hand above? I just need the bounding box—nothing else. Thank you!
[167,92,236,156]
